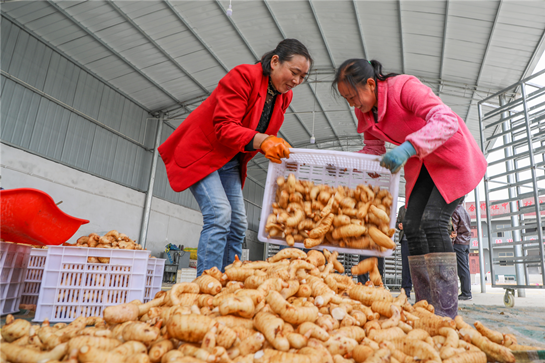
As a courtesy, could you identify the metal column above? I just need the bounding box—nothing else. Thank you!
[519,84,545,286]
[474,186,487,292]
[139,112,164,248]
[477,102,496,291]
[499,95,526,297]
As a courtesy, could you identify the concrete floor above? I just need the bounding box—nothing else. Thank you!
[458,284,545,308]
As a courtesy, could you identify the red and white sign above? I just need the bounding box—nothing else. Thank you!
[471,240,479,248]
[465,197,545,220]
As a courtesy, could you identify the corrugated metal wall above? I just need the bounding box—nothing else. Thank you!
[1,18,151,191]
[1,17,264,232]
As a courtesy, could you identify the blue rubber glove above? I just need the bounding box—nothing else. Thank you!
[380,141,416,173]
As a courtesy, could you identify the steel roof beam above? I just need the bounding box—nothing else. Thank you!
[214,0,259,60]
[164,0,230,73]
[200,0,311,144]
[0,12,153,113]
[109,2,210,95]
[438,0,450,95]
[157,0,294,145]
[262,1,340,149]
[522,20,545,80]
[308,0,336,68]
[307,1,345,150]
[464,0,503,123]
[398,0,405,74]
[307,77,344,150]
[263,0,287,39]
[353,0,369,60]
[45,1,186,111]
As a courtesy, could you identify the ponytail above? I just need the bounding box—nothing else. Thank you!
[332,59,398,94]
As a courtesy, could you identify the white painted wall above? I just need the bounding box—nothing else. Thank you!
[1,144,204,257]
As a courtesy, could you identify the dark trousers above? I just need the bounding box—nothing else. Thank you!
[453,244,471,297]
[357,255,384,284]
[403,165,462,256]
[401,237,412,297]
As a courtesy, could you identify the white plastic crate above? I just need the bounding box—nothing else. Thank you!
[176,268,197,283]
[0,241,32,315]
[144,258,166,303]
[258,149,400,257]
[21,248,48,306]
[34,246,150,322]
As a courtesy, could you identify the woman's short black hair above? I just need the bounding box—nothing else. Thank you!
[332,59,398,95]
[260,39,313,76]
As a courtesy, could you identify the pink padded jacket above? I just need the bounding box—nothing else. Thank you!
[356,75,487,204]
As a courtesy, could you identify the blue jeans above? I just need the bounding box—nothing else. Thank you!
[189,159,247,276]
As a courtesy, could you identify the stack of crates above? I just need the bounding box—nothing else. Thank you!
[143,258,166,303]
[34,246,150,322]
[21,248,48,306]
[0,241,32,315]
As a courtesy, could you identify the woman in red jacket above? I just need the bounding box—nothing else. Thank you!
[159,39,312,276]
[332,59,486,318]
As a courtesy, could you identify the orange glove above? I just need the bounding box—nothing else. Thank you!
[260,136,292,164]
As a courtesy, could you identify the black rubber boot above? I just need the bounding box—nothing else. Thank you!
[425,252,458,319]
[408,255,433,304]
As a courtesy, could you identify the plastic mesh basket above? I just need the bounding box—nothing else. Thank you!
[21,248,48,306]
[144,258,165,303]
[34,246,149,322]
[0,241,31,315]
[258,149,400,256]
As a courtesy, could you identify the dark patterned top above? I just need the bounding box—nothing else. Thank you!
[245,79,280,151]
[230,79,280,163]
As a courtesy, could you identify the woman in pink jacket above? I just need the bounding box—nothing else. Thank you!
[333,59,486,318]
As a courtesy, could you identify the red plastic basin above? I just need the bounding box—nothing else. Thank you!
[0,188,89,246]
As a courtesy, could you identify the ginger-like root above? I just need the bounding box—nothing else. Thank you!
[78,341,146,363]
[254,311,289,351]
[166,314,213,343]
[228,332,265,359]
[121,322,160,346]
[280,280,300,299]
[164,283,200,306]
[324,335,358,356]
[219,296,255,319]
[1,315,30,342]
[1,342,68,363]
[194,275,222,295]
[103,303,139,324]
[368,327,406,342]
[267,248,307,262]
[369,264,384,287]
[390,337,441,361]
[413,316,455,336]
[474,321,503,345]
[443,351,487,363]
[266,291,319,325]
[332,224,367,240]
[379,305,401,329]
[351,345,375,363]
[351,257,377,276]
[297,322,329,341]
[458,328,515,363]
[67,336,121,352]
[349,285,393,306]
[368,226,396,249]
